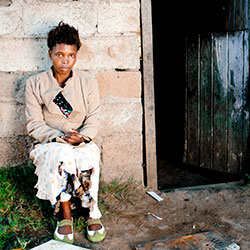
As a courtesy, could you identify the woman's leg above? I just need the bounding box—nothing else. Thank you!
[79,170,102,231]
[30,143,77,235]
[58,200,72,234]
[73,143,102,225]
[30,143,78,204]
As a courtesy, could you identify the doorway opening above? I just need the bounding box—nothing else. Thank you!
[152,0,247,190]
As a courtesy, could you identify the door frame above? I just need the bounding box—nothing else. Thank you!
[140,0,158,189]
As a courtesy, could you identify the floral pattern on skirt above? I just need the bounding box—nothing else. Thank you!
[30,141,102,219]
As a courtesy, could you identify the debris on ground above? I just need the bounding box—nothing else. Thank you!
[73,186,250,250]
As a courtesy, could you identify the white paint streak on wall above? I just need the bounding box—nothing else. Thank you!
[111,103,136,129]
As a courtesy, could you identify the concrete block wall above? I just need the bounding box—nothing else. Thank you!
[0,0,143,184]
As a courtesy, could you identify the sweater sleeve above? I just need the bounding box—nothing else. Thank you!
[25,77,64,143]
[79,78,100,140]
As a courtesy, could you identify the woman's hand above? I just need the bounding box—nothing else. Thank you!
[62,129,84,145]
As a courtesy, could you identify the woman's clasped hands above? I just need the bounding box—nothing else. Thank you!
[62,129,84,145]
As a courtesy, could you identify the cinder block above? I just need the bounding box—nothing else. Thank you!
[101,133,142,167]
[0,70,141,103]
[0,136,29,166]
[96,71,141,98]
[77,36,140,70]
[0,36,139,71]
[99,101,142,136]
[98,0,140,34]
[0,38,49,72]
[0,103,26,137]
[0,73,20,102]
[0,1,23,37]
[23,1,98,37]
[0,72,31,104]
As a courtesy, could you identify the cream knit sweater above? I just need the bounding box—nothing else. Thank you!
[25,68,100,144]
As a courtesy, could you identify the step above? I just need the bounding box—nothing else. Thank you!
[30,240,90,250]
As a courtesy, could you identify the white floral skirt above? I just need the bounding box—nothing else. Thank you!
[30,141,102,219]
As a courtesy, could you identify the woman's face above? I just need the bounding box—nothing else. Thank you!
[49,43,77,76]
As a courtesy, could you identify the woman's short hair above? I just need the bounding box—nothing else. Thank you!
[47,21,82,51]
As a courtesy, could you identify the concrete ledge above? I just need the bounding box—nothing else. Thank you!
[31,240,90,250]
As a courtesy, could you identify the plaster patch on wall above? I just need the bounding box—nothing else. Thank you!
[111,103,136,126]
[99,101,142,136]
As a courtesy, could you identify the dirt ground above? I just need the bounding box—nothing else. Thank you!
[73,184,250,250]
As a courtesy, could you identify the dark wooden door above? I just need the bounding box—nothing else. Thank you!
[184,30,249,175]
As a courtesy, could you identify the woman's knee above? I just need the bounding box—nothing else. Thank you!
[75,143,100,165]
[48,143,73,162]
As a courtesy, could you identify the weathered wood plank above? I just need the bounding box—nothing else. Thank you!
[227,0,248,31]
[183,38,188,164]
[212,33,228,172]
[242,30,249,173]
[200,34,212,169]
[140,0,158,189]
[235,0,241,30]
[186,34,199,166]
[227,31,244,174]
[227,0,236,30]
